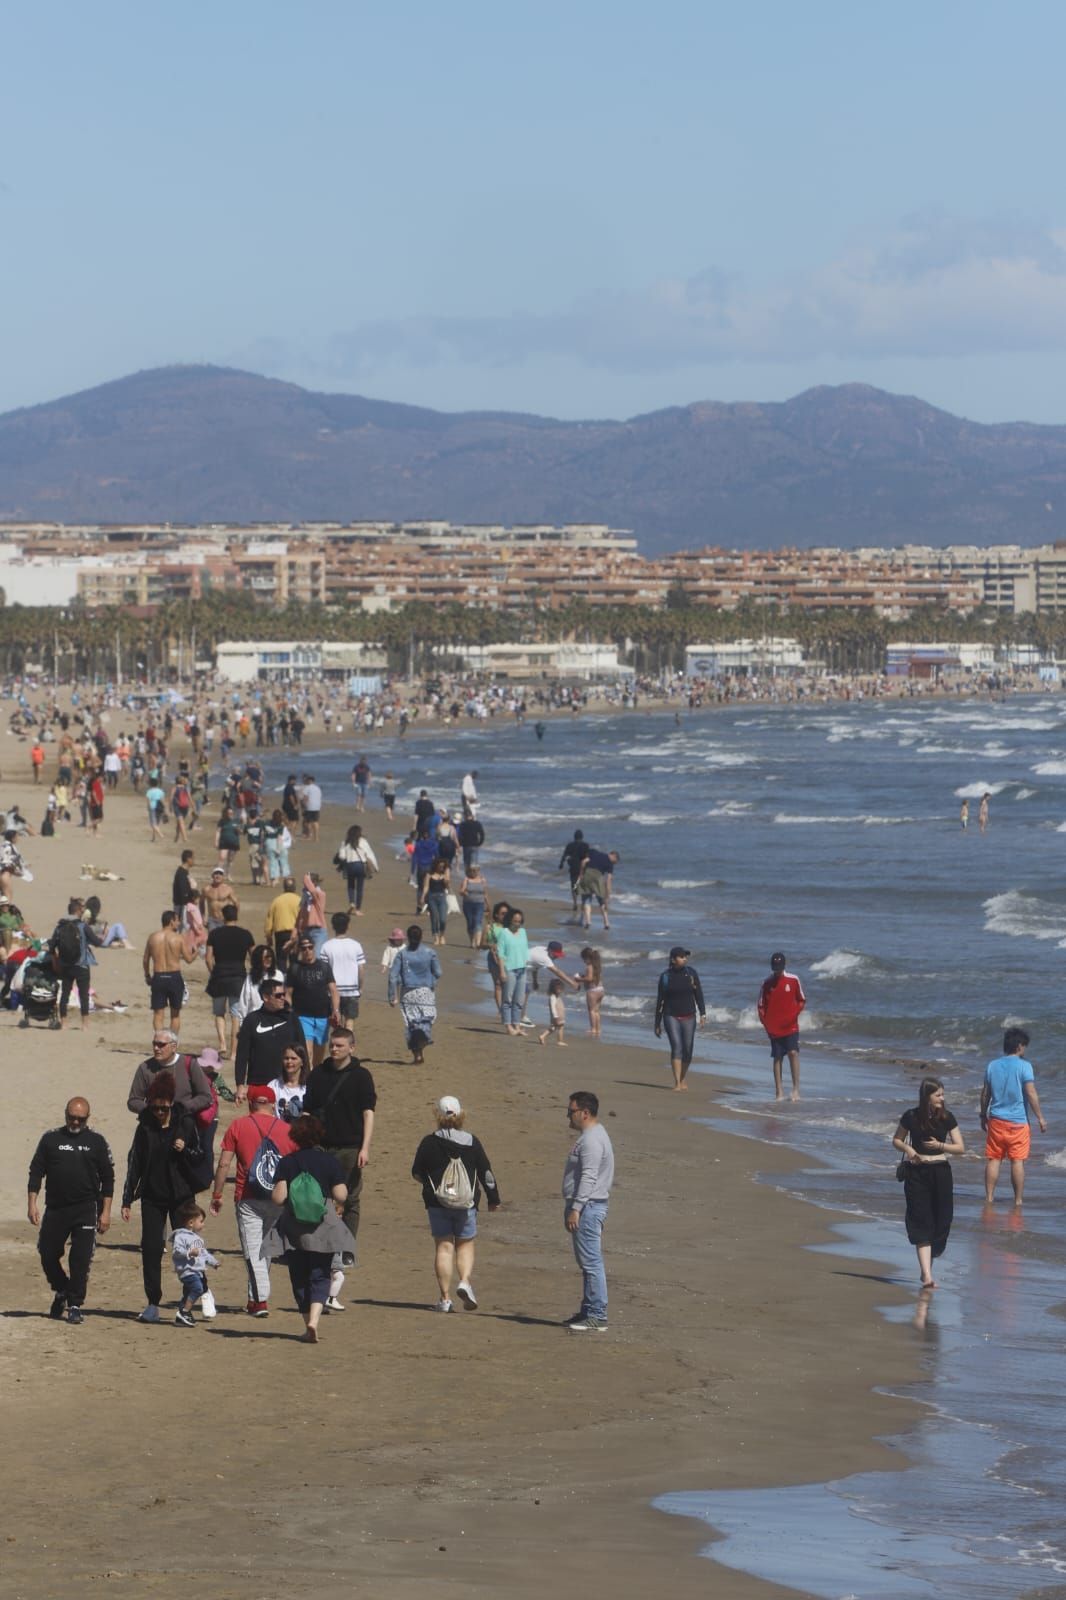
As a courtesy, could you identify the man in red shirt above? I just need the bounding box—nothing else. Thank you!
[757,951,807,1103]
[210,1086,295,1315]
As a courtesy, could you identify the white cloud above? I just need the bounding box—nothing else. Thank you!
[239,213,1066,380]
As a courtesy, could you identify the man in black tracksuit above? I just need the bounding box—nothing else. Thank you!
[233,981,306,1100]
[27,1097,114,1324]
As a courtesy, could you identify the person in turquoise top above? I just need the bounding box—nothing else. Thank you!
[980,1027,1047,1207]
[495,908,530,1035]
[145,782,166,842]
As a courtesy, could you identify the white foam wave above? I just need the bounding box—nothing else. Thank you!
[626,812,669,826]
[983,889,1066,943]
[809,949,866,979]
[600,995,650,1013]
[773,813,860,825]
[1032,760,1066,775]
[707,801,751,817]
[1014,788,1037,799]
[617,792,648,803]
[658,878,718,889]
[954,780,1013,799]
[610,892,652,908]
[704,1005,736,1025]
[1044,1149,1066,1169]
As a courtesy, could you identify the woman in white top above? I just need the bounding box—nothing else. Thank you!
[334,824,379,915]
[268,1042,311,1123]
[232,943,285,1024]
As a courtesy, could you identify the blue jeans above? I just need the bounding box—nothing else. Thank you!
[501,967,527,1026]
[569,1199,608,1320]
[305,927,327,956]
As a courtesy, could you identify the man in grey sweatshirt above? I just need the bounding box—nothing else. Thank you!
[562,1090,615,1333]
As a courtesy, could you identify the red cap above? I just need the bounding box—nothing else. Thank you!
[247,1085,276,1104]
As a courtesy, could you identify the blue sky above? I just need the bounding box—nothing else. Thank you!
[3,1,1066,422]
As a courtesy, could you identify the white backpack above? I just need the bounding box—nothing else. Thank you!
[433,1155,475,1211]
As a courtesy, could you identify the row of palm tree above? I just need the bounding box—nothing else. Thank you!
[0,592,1060,681]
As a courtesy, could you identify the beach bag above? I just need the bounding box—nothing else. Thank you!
[245,1117,283,1198]
[433,1155,475,1211]
[288,1168,327,1225]
[41,812,55,837]
[445,891,461,916]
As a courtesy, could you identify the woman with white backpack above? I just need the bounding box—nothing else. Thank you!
[410,1095,502,1313]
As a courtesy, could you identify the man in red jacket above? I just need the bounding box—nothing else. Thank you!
[757,951,806,1102]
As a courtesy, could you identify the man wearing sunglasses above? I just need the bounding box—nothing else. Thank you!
[127,1028,214,1118]
[27,1098,114,1324]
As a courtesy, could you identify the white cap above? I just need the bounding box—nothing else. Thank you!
[437,1095,462,1117]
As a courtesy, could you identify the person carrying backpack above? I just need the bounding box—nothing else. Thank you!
[209,1085,296,1317]
[411,1094,501,1314]
[50,897,101,1032]
[265,1113,351,1344]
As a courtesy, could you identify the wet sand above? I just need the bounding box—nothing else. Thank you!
[0,754,926,1599]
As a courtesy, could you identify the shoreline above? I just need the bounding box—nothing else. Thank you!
[0,752,930,1599]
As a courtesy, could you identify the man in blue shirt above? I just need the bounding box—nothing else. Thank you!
[980,1027,1047,1206]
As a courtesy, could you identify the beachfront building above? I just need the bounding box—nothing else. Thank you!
[439,642,625,679]
[685,638,806,677]
[215,640,388,683]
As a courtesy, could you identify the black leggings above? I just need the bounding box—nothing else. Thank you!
[58,965,90,1019]
[139,1198,188,1305]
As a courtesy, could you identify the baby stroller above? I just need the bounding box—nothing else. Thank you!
[20,958,59,1027]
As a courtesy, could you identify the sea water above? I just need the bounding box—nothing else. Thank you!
[262,693,1066,1598]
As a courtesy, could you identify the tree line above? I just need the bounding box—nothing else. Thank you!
[0,590,1061,682]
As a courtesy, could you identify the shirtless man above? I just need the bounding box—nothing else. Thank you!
[142,910,195,1036]
[200,868,239,931]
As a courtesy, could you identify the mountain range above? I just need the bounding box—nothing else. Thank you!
[1,365,1066,553]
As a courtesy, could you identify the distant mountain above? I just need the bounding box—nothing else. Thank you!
[2,365,1066,551]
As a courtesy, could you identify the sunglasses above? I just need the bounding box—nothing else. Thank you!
[151,1040,170,1048]
[149,1103,173,1112]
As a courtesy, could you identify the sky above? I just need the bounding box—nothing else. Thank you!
[3,1,1066,423]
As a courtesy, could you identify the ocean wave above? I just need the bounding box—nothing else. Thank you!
[626,812,670,826]
[983,888,1066,943]
[1044,1149,1066,1169]
[1032,760,1066,776]
[600,995,651,1013]
[707,801,751,817]
[617,792,649,803]
[702,752,756,767]
[954,780,1014,799]
[773,813,862,824]
[610,892,652,908]
[809,949,866,979]
[658,878,719,889]
[1014,788,1037,800]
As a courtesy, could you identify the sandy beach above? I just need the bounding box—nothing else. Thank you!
[0,739,928,1600]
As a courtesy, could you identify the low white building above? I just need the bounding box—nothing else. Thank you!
[0,548,82,606]
[449,642,624,678]
[685,638,805,676]
[215,641,388,683]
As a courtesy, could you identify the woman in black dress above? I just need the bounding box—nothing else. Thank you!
[891,1077,964,1289]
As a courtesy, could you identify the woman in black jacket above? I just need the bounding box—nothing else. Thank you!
[653,947,707,1091]
[411,1095,501,1313]
[121,1070,202,1323]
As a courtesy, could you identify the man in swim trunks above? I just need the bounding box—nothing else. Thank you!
[142,910,195,1036]
[980,1026,1047,1206]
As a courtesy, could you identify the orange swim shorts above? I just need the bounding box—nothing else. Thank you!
[985,1117,1031,1160]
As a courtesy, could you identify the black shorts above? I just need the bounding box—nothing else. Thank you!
[303,810,320,823]
[770,1031,800,1059]
[150,972,184,1014]
[338,993,360,1021]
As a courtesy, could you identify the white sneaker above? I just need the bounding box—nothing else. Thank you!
[200,1290,217,1319]
[325,1296,346,1312]
[329,1269,345,1299]
[456,1280,478,1310]
[435,1298,453,1313]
